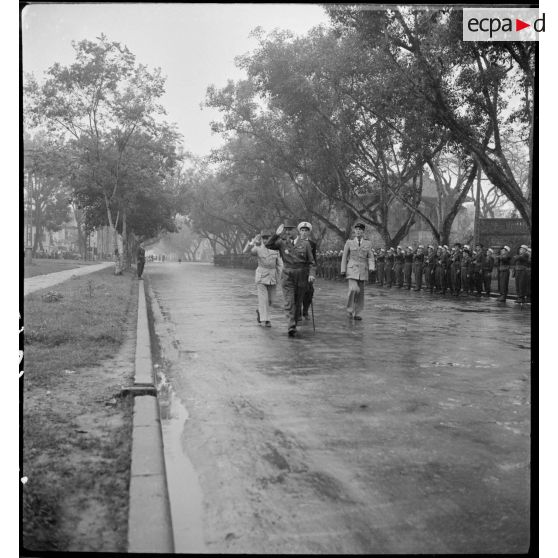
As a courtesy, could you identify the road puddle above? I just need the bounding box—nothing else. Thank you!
[156,369,207,553]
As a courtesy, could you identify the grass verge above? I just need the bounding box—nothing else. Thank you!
[22,268,138,552]
[24,259,107,279]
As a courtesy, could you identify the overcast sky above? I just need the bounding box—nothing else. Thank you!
[22,3,330,156]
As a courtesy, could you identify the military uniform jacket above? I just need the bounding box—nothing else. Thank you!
[498,254,512,271]
[482,255,494,272]
[341,238,375,280]
[513,253,530,270]
[266,235,316,276]
[250,245,281,285]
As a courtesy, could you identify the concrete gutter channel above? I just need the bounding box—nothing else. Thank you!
[126,278,174,553]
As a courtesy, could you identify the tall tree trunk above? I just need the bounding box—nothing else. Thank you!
[122,208,130,271]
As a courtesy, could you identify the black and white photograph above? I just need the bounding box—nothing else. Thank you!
[18,1,548,555]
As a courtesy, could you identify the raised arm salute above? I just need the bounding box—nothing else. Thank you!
[265,221,316,337]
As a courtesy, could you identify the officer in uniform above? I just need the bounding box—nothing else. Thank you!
[434,246,444,293]
[340,221,375,320]
[472,243,485,297]
[449,243,462,296]
[394,246,405,288]
[297,222,317,321]
[376,248,386,286]
[243,229,281,327]
[440,245,450,295]
[513,244,530,303]
[526,247,532,303]
[385,248,395,288]
[482,248,495,297]
[460,245,472,295]
[266,220,316,337]
[424,245,436,293]
[496,245,512,302]
[403,246,414,290]
[413,245,424,291]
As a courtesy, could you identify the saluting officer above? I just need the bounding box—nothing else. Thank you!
[472,243,485,297]
[394,246,405,288]
[403,246,414,290]
[243,229,281,327]
[266,220,316,337]
[385,248,395,288]
[496,245,512,302]
[413,245,424,291]
[340,221,375,320]
[460,245,472,296]
[513,244,530,303]
[376,248,386,286]
[424,245,436,293]
[526,247,532,303]
[434,246,444,293]
[482,248,495,297]
[449,243,462,296]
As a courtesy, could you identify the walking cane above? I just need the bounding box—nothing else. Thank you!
[310,300,316,333]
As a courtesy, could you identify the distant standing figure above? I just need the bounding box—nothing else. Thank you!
[340,221,375,320]
[496,245,512,302]
[137,243,146,278]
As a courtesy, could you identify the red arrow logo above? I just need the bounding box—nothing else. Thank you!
[516,18,531,31]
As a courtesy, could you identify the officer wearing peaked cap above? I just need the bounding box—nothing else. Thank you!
[496,245,512,302]
[513,244,530,303]
[403,246,414,290]
[413,245,424,291]
[394,245,405,288]
[296,222,317,321]
[385,247,395,287]
[266,220,316,337]
[340,221,375,320]
[376,248,386,286]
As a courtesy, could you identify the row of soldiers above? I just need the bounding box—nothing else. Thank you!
[316,243,532,303]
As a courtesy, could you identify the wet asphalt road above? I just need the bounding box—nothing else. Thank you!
[146,262,531,554]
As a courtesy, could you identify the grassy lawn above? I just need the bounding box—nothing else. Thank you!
[22,268,138,552]
[24,258,108,279]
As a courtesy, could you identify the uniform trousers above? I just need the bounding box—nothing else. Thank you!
[403,263,413,289]
[137,260,145,277]
[256,282,277,322]
[281,268,309,330]
[515,269,528,300]
[394,263,404,287]
[300,282,314,318]
[498,269,510,300]
[482,271,493,296]
[376,263,385,285]
[450,266,461,293]
[347,278,365,317]
[413,263,423,290]
[385,266,393,287]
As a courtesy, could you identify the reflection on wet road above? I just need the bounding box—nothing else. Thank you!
[147,262,531,554]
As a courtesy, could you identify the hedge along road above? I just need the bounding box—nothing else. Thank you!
[146,261,531,554]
